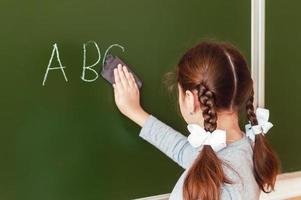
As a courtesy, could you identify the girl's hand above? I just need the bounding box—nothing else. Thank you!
[112,64,149,126]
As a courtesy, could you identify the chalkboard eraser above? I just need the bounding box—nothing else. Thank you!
[101,54,142,89]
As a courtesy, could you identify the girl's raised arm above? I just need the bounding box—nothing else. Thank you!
[139,114,199,169]
[111,64,199,168]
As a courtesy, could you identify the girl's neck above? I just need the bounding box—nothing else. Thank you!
[216,110,244,144]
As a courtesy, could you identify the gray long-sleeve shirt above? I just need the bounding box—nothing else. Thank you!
[138,114,261,200]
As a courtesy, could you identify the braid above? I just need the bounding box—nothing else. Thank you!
[198,84,217,132]
[245,87,280,193]
[246,88,258,126]
[183,83,231,200]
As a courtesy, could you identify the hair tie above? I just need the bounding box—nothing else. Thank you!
[245,107,273,142]
[186,124,227,152]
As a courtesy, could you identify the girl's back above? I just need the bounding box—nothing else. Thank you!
[139,114,260,200]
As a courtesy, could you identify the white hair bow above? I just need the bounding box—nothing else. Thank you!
[187,124,227,152]
[245,107,273,142]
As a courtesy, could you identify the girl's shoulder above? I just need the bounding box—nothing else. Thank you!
[217,133,255,181]
[218,134,260,200]
[218,133,253,159]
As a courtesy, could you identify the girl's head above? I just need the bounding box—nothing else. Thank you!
[166,39,280,200]
[176,40,250,127]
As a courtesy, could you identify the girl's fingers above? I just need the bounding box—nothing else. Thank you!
[117,64,129,88]
[114,68,122,91]
[123,66,134,88]
[113,83,118,97]
[129,72,138,89]
[127,72,135,88]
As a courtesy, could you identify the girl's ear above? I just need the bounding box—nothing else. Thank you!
[185,89,199,113]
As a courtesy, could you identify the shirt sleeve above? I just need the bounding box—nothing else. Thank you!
[138,114,199,169]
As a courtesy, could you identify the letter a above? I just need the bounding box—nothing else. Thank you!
[42,43,68,86]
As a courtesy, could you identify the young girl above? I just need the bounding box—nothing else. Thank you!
[112,40,280,200]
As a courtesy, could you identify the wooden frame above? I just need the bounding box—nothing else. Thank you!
[135,171,301,199]
[252,0,265,107]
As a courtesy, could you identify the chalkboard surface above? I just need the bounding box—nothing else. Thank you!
[266,0,301,172]
[0,0,277,199]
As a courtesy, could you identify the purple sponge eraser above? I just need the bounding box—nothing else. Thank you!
[101,54,142,89]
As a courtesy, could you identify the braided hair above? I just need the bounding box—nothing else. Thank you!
[183,83,231,200]
[198,84,217,132]
[246,88,280,193]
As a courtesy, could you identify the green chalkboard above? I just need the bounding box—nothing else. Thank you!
[266,0,301,172]
[0,0,253,199]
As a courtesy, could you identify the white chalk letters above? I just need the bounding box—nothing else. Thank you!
[42,41,125,86]
[42,43,68,86]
